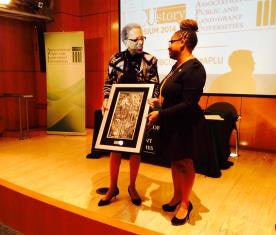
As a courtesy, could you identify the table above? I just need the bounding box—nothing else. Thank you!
[0,93,34,139]
[141,116,228,178]
[88,110,237,178]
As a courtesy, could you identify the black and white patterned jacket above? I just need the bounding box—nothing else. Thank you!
[104,50,160,99]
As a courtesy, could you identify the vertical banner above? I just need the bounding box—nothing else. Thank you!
[44,32,85,135]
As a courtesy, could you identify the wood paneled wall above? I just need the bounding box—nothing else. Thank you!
[0,0,275,151]
[199,96,276,151]
[80,0,119,125]
[0,18,38,131]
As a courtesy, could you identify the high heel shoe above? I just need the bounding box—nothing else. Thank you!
[98,187,119,206]
[128,186,142,206]
[162,201,180,212]
[171,202,193,226]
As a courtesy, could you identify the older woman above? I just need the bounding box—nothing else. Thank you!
[98,23,159,206]
[148,19,206,225]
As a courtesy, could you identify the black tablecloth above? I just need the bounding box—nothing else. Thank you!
[88,110,235,178]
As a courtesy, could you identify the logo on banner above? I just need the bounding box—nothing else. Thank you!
[256,0,276,26]
[72,47,83,63]
[144,4,186,26]
[143,4,186,36]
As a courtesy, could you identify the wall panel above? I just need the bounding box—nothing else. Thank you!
[0,17,37,132]
[200,95,276,151]
[85,38,104,72]
[110,11,119,55]
[54,0,80,15]
[82,13,111,73]
[47,14,81,32]
[199,96,209,110]
[81,13,111,128]
[84,37,104,127]
[85,72,105,128]
[0,19,35,71]
[205,96,242,115]
[33,72,47,127]
[80,0,110,15]
[111,0,119,11]
[240,97,276,150]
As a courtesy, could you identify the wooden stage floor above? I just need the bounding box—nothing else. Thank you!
[0,131,275,235]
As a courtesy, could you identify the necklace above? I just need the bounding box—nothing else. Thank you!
[163,55,194,84]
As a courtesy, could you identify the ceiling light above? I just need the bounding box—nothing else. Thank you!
[0,0,11,5]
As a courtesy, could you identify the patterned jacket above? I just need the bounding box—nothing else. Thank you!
[104,50,160,99]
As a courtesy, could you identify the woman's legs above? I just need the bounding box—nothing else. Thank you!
[99,153,141,204]
[128,154,141,200]
[169,164,182,205]
[129,154,140,187]
[172,159,195,219]
[103,152,122,199]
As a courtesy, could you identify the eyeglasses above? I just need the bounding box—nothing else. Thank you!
[128,36,146,42]
[168,38,182,45]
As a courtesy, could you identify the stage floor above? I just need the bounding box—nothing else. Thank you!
[0,131,275,235]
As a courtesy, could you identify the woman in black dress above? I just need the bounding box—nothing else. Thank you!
[148,19,206,226]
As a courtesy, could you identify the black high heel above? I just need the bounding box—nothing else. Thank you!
[128,186,142,206]
[171,202,193,226]
[162,201,180,212]
[98,187,119,206]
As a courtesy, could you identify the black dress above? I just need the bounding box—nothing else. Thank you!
[159,58,207,163]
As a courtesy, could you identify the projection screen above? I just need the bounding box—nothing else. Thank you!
[120,0,276,96]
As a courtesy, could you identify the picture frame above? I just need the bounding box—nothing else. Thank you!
[95,84,155,153]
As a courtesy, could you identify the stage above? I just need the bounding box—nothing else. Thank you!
[0,131,275,234]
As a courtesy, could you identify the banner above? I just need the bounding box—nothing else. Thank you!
[120,0,276,96]
[44,31,85,134]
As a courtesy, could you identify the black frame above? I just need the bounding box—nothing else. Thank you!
[95,84,154,153]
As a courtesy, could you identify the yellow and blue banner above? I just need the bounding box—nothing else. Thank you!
[44,31,85,134]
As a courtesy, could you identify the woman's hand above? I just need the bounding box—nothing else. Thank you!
[147,111,159,129]
[101,98,109,115]
[147,97,160,109]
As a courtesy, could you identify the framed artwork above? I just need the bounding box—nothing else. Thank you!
[95,84,154,153]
